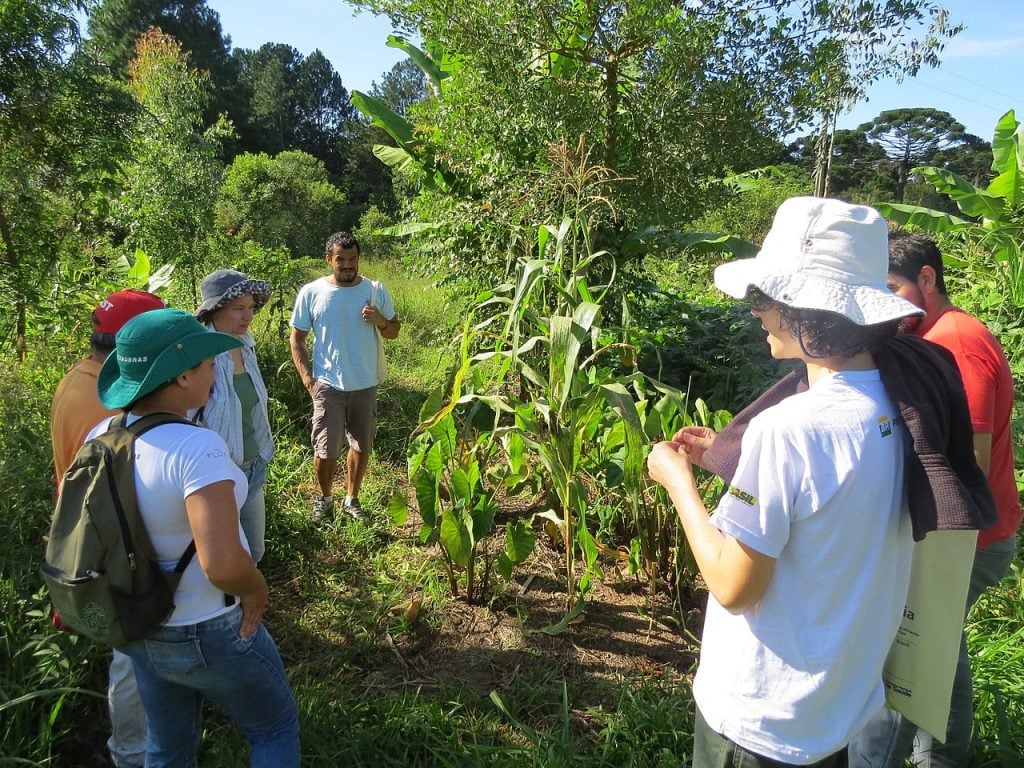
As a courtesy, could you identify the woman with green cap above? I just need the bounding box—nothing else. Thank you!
[90,308,299,767]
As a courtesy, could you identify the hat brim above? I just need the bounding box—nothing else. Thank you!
[194,279,272,322]
[98,331,243,409]
[714,258,924,326]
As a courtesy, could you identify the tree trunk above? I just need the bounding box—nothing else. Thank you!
[603,56,618,172]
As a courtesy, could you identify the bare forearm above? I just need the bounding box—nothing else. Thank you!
[377,316,401,340]
[206,560,267,598]
[289,332,313,387]
[663,474,727,578]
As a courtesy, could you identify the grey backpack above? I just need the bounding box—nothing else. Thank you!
[41,412,195,646]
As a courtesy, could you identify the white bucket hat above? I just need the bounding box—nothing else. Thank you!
[714,197,924,326]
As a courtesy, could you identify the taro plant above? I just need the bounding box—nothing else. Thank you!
[391,329,535,604]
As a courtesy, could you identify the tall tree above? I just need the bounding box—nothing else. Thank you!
[114,28,225,293]
[858,107,968,202]
[294,50,357,175]
[86,0,243,125]
[786,129,895,201]
[232,44,355,176]
[1,0,134,357]
[351,0,958,276]
[369,58,427,118]
[216,150,347,258]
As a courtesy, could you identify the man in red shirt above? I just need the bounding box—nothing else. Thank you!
[851,234,1019,767]
[49,289,164,768]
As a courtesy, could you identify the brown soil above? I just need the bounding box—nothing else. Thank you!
[357,513,705,697]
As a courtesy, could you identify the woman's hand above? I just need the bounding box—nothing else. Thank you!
[647,440,694,491]
[672,426,717,469]
[238,572,268,639]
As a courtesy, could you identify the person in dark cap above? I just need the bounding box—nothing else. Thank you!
[193,269,275,563]
[51,289,165,483]
[90,308,299,767]
[49,287,164,768]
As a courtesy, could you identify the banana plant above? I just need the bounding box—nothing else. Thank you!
[877,110,1024,304]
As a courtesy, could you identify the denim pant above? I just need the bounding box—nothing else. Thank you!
[694,705,849,768]
[239,457,268,564]
[108,649,147,767]
[848,536,1016,768]
[120,606,299,768]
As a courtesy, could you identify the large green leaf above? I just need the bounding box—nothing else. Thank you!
[548,315,583,407]
[147,263,174,293]
[414,470,439,531]
[990,110,1021,179]
[351,90,417,149]
[374,222,439,237]
[440,508,474,567]
[387,492,409,525]
[875,203,969,233]
[505,519,535,564]
[601,383,646,487]
[987,110,1024,211]
[386,35,449,93]
[450,467,472,506]
[470,494,497,540]
[914,167,1005,221]
[372,144,418,174]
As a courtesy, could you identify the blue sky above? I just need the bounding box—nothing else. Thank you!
[207,0,1023,140]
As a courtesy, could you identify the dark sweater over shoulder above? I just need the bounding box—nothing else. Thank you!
[701,334,995,541]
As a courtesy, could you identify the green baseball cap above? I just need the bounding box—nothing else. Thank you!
[98,308,243,409]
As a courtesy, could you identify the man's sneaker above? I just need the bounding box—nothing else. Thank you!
[343,497,364,521]
[311,496,334,522]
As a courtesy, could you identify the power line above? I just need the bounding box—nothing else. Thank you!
[911,78,1008,115]
[937,67,1024,105]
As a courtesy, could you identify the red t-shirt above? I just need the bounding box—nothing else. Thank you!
[918,308,1020,548]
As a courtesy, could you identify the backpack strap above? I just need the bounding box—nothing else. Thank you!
[119,412,199,581]
[124,413,238,608]
[125,411,195,437]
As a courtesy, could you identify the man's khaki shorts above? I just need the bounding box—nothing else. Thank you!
[311,382,377,459]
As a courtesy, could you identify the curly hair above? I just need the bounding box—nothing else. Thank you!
[325,231,360,257]
[746,288,900,359]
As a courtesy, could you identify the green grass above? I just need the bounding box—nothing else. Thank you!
[2,258,1023,766]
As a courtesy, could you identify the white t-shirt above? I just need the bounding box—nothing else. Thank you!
[694,370,914,764]
[88,416,248,626]
[289,276,396,392]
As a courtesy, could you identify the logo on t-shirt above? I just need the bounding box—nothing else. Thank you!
[727,485,756,506]
[878,415,893,438]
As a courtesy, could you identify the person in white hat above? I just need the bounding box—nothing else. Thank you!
[194,269,275,564]
[648,197,923,767]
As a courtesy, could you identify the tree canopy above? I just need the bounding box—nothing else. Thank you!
[859,107,968,201]
[350,0,959,276]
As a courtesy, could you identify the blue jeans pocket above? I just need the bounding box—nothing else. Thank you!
[227,607,259,653]
[144,636,206,675]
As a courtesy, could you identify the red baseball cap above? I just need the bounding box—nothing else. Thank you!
[92,290,166,334]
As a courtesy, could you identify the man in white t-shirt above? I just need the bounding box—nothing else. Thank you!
[289,232,401,521]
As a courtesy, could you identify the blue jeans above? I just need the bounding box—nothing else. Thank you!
[694,705,848,767]
[239,457,267,563]
[108,649,146,767]
[121,606,299,768]
[848,536,1016,768]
